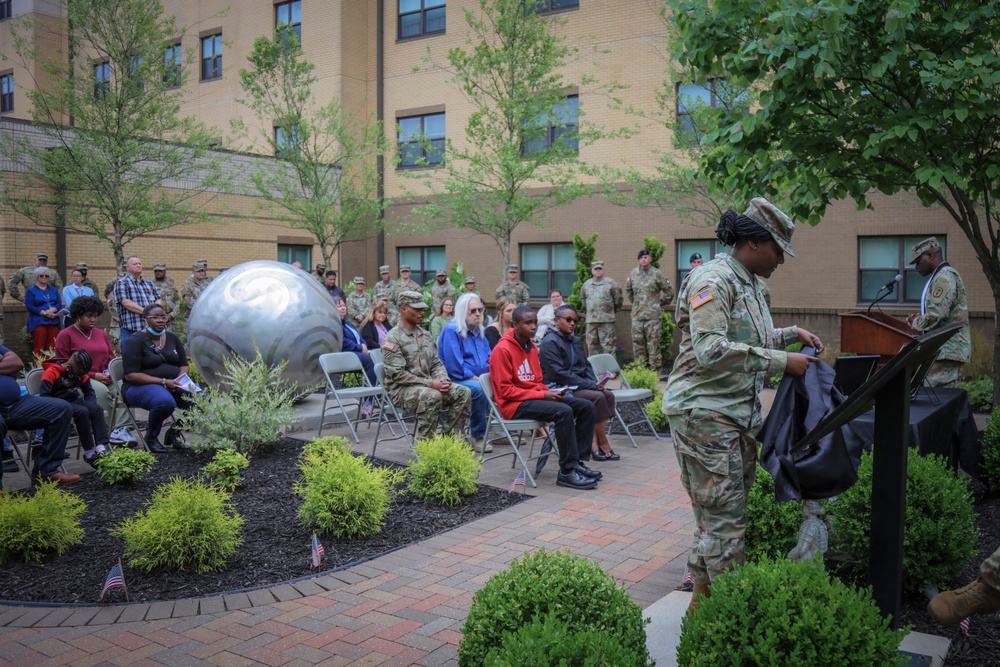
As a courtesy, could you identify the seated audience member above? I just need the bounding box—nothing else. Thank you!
[535,289,564,341]
[25,266,64,357]
[39,350,111,464]
[430,297,455,341]
[437,293,492,453]
[54,296,137,445]
[0,345,78,484]
[62,269,95,326]
[485,296,516,350]
[334,297,376,386]
[489,306,599,490]
[382,291,471,440]
[324,270,347,302]
[121,304,192,454]
[539,304,620,461]
[360,300,391,350]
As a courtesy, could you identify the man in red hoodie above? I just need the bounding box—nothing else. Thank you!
[489,305,599,490]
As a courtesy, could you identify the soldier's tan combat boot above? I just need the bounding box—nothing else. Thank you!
[927,577,1000,625]
[687,581,711,613]
[473,438,492,454]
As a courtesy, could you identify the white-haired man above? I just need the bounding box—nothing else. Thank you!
[437,292,492,453]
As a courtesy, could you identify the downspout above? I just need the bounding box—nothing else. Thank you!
[376,0,385,267]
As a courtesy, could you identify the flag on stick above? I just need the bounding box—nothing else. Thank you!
[99,561,128,601]
[311,533,325,569]
[507,470,525,493]
[959,617,970,635]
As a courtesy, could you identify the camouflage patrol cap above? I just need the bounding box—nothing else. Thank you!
[36,253,48,260]
[75,262,89,270]
[196,259,207,266]
[153,263,166,271]
[353,276,365,284]
[464,276,476,285]
[399,264,412,272]
[507,265,519,272]
[591,260,604,269]
[397,291,427,309]
[742,198,795,257]
[909,237,941,264]
[436,268,447,277]
[379,265,390,274]
[192,262,206,271]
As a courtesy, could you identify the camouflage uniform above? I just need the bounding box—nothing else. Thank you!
[579,275,623,356]
[0,279,6,345]
[154,278,181,332]
[373,277,395,325]
[495,280,530,306]
[984,546,1000,591]
[663,252,800,585]
[81,277,99,294]
[381,322,471,440]
[431,279,457,314]
[347,290,373,325]
[389,277,421,325]
[181,275,213,310]
[911,264,970,388]
[104,278,121,351]
[8,266,63,301]
[625,264,674,369]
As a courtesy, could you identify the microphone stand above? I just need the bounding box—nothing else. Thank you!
[866,282,897,317]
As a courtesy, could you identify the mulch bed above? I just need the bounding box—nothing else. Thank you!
[0,437,529,605]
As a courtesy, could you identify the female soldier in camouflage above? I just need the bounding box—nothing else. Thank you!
[662,198,824,610]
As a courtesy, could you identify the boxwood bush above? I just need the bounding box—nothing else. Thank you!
[745,465,803,563]
[408,434,481,506]
[459,549,650,667]
[0,482,86,563]
[644,392,670,433]
[677,559,908,666]
[94,448,156,485]
[982,405,1000,491]
[621,362,659,392]
[483,612,636,667]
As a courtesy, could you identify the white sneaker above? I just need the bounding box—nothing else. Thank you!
[110,427,138,444]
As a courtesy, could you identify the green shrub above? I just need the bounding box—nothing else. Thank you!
[484,612,638,667]
[459,549,650,667]
[408,434,481,506]
[659,311,676,367]
[112,477,244,573]
[982,406,1000,490]
[0,482,86,563]
[644,392,670,432]
[745,465,803,563]
[94,448,156,485]
[179,349,300,454]
[828,448,978,589]
[768,341,804,388]
[295,436,403,538]
[202,450,251,492]
[622,362,659,392]
[677,559,908,667]
[962,374,995,413]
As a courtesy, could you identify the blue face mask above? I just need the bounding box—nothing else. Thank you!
[147,326,165,336]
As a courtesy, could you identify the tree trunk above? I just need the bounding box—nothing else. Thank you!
[113,222,125,277]
[994,291,1000,407]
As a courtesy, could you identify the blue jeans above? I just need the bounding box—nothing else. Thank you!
[454,378,487,439]
[0,395,73,480]
[123,384,193,438]
[120,328,138,349]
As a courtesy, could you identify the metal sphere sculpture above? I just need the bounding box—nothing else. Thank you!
[187,260,342,391]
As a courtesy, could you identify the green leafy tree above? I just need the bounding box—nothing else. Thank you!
[668,0,1000,402]
[568,232,598,311]
[0,0,231,271]
[235,25,385,269]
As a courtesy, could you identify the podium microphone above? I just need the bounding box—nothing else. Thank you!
[867,274,902,316]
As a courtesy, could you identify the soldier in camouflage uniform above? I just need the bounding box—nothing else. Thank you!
[381,291,471,439]
[104,277,121,351]
[390,265,422,326]
[662,199,823,609]
[463,276,477,295]
[431,269,457,313]
[153,263,181,332]
[373,265,396,325]
[8,253,63,301]
[346,276,372,326]
[314,263,327,283]
[181,262,212,312]
[579,261,623,356]
[0,278,6,345]
[495,265,530,306]
[625,248,674,370]
[905,237,971,388]
[74,262,100,294]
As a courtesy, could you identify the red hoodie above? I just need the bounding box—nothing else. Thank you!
[489,329,549,419]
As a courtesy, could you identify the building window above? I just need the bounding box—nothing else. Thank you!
[0,73,12,113]
[858,236,947,304]
[275,125,301,158]
[676,239,725,287]
[201,33,222,81]
[163,42,182,86]
[275,0,302,42]
[521,243,574,299]
[128,56,145,91]
[398,0,445,39]
[397,112,445,167]
[529,0,579,13]
[398,246,445,286]
[523,95,579,155]
[94,62,110,100]
[0,0,12,21]
[278,244,311,267]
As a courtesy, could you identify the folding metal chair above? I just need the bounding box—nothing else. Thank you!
[370,362,417,455]
[587,353,660,448]
[478,373,551,488]
[317,352,403,449]
[20,367,83,467]
[108,358,150,452]
[368,348,383,368]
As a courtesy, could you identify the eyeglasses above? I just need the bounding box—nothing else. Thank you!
[559,317,578,323]
[468,307,484,314]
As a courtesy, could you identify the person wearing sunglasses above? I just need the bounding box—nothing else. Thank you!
[437,293,492,453]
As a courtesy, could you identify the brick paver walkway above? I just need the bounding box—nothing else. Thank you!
[0,421,693,666]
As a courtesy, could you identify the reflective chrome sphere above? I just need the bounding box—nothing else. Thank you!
[187,260,342,391]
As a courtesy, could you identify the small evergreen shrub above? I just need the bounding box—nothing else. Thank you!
[769,342,804,388]
[745,465,803,563]
[622,362,659,392]
[644,392,670,432]
[459,549,650,667]
[0,482,86,563]
[484,612,638,667]
[981,406,1000,490]
[295,436,403,538]
[408,434,481,506]
[962,375,995,413]
[180,349,300,454]
[659,311,676,367]
[112,477,244,573]
[677,559,908,667]
[828,448,978,589]
[202,450,251,492]
[94,448,156,485]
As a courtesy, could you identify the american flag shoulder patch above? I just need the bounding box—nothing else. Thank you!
[382,340,397,351]
[689,289,714,310]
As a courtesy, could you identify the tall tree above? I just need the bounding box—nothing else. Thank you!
[235,26,385,270]
[668,0,1000,401]
[403,0,615,277]
[0,0,231,271]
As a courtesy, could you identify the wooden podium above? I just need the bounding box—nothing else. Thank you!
[839,312,919,363]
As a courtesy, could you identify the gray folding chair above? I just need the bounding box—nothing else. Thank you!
[478,373,550,488]
[587,353,660,448]
[22,367,83,466]
[370,362,417,455]
[318,352,402,448]
[108,358,150,452]
[368,347,383,368]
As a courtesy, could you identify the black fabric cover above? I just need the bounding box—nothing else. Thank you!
[759,349,870,502]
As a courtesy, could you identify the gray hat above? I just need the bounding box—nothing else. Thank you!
[153,263,167,271]
[36,253,48,260]
[436,268,447,277]
[464,276,476,284]
[507,265,519,272]
[353,276,365,284]
[743,198,795,257]
[379,265,390,274]
[909,237,941,264]
[399,264,412,272]
[591,260,604,269]
[397,290,427,309]
[75,262,89,270]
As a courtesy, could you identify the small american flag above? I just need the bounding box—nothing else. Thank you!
[959,616,970,635]
[99,563,126,600]
[310,533,325,569]
[683,571,695,585]
[508,470,525,493]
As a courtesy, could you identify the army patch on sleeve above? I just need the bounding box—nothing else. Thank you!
[382,340,397,351]
[690,289,714,310]
[931,285,945,299]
